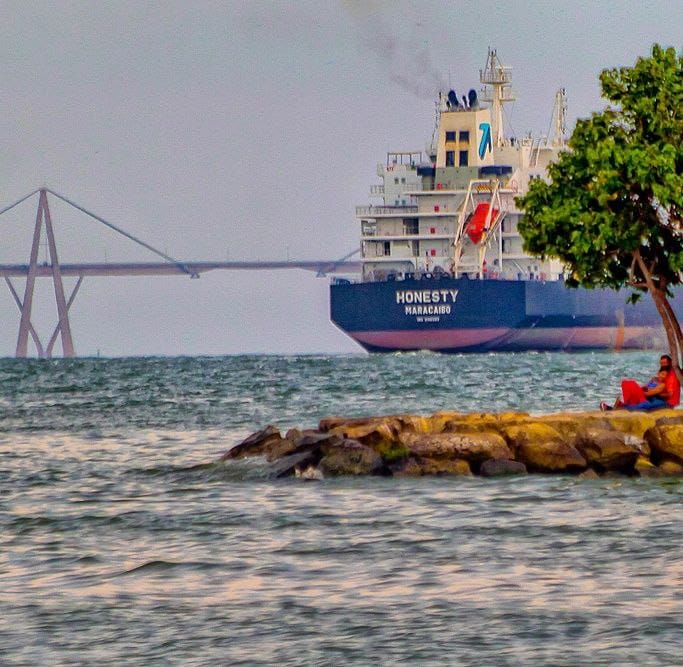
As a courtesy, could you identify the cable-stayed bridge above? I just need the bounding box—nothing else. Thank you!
[0,188,359,358]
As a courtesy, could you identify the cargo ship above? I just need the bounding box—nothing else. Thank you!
[330,49,672,352]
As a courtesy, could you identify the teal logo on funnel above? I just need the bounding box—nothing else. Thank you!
[478,122,492,159]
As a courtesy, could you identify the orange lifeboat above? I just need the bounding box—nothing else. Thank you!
[466,203,499,244]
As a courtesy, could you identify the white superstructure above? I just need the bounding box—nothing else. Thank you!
[358,49,568,283]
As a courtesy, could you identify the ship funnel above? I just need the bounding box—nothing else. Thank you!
[468,89,479,109]
[447,90,459,108]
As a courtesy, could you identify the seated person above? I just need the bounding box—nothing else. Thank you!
[601,354,680,412]
[663,361,681,408]
[641,369,670,408]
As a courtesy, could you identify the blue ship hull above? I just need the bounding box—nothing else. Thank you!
[330,278,674,352]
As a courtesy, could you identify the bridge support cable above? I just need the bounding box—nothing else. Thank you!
[45,189,193,276]
[315,247,360,277]
[0,189,41,218]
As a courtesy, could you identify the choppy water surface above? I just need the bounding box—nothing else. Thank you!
[1,353,681,665]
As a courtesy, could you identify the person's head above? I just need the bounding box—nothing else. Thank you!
[660,354,673,372]
[658,369,669,382]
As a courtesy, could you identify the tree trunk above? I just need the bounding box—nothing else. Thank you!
[635,251,683,385]
[660,296,683,362]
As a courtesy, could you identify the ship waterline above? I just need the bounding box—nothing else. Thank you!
[345,327,659,353]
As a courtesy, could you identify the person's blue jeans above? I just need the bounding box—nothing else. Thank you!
[626,397,668,411]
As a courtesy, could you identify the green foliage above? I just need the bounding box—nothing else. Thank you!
[517,45,683,295]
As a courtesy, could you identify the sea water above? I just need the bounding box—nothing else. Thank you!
[1,352,681,665]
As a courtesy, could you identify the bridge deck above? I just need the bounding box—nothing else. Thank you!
[0,260,361,277]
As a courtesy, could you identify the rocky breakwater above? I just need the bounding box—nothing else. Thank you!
[221,410,683,479]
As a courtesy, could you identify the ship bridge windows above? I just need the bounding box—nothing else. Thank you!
[459,150,468,167]
[460,130,470,142]
[445,131,456,142]
[446,151,455,167]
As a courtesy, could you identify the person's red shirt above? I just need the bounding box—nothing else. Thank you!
[665,371,680,407]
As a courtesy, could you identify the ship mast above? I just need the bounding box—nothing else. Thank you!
[479,48,515,147]
[549,87,568,146]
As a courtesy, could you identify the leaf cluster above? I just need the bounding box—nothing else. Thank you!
[517,45,683,295]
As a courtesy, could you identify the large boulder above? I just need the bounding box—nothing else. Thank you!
[442,419,503,435]
[326,419,397,447]
[393,414,436,435]
[658,459,683,476]
[442,412,529,435]
[222,427,344,463]
[318,416,375,432]
[399,431,512,464]
[516,440,586,473]
[426,411,468,433]
[602,412,659,438]
[258,430,342,462]
[644,424,683,464]
[269,450,319,478]
[634,455,662,477]
[501,422,567,452]
[322,418,410,463]
[395,457,472,476]
[319,415,400,434]
[318,439,384,476]
[573,429,641,472]
[504,420,604,473]
[653,414,683,427]
[222,425,288,460]
[537,414,612,442]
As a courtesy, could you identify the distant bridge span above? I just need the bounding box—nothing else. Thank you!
[0,259,361,278]
[0,188,359,358]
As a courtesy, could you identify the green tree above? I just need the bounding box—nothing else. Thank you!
[517,44,683,378]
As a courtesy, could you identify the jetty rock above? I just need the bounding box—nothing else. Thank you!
[221,410,683,479]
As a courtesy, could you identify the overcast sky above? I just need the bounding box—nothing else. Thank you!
[0,0,681,356]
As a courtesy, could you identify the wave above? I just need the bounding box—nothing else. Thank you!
[114,559,225,577]
[126,457,275,482]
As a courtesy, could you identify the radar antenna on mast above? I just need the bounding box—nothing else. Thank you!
[479,48,515,148]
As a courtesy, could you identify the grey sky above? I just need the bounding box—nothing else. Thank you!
[0,0,681,356]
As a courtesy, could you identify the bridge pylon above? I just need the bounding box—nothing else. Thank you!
[7,189,79,358]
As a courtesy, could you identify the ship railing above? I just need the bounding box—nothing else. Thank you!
[367,184,421,197]
[401,182,423,192]
[355,205,418,217]
[480,69,512,85]
[332,267,563,286]
[331,270,546,286]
